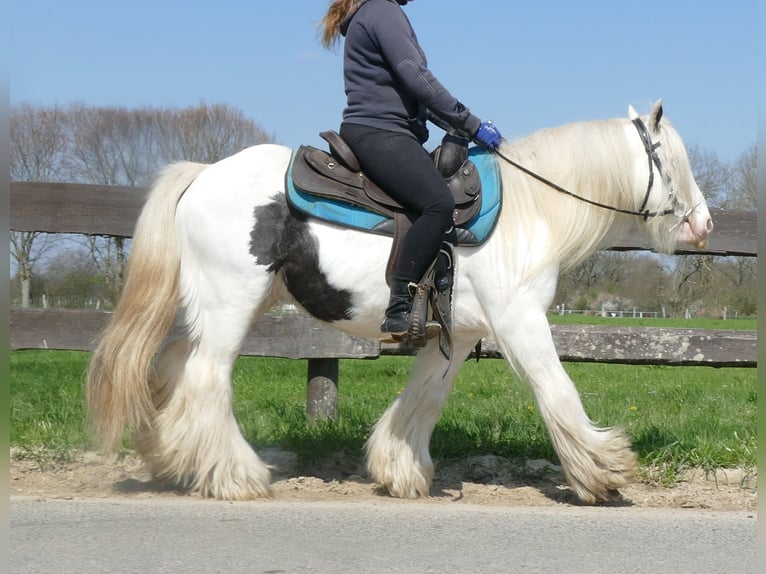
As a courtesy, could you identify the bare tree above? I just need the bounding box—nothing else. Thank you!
[727,144,756,210]
[65,105,161,299]
[667,144,757,317]
[715,145,757,316]
[668,255,716,315]
[687,145,731,209]
[66,105,161,186]
[38,246,105,309]
[10,104,69,306]
[156,102,274,163]
[555,250,645,311]
[11,101,275,308]
[65,102,275,303]
[617,254,672,311]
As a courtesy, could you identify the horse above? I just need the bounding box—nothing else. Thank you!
[86,100,713,504]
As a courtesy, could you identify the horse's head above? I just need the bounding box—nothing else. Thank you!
[629,99,714,253]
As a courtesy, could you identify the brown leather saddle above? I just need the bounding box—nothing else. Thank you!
[293,130,482,223]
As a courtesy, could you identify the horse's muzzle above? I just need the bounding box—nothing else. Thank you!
[679,213,713,250]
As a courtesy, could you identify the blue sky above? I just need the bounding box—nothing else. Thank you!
[9,0,762,163]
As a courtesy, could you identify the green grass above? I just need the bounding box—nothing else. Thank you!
[10,351,91,468]
[547,313,757,330]
[10,350,757,483]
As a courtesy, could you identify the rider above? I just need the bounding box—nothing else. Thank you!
[320,0,503,341]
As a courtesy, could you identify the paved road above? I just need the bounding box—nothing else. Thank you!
[11,496,757,573]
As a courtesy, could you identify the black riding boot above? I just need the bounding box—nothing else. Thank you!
[380,278,416,342]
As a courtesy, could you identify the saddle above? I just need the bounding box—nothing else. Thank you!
[296,130,482,223]
[289,130,485,358]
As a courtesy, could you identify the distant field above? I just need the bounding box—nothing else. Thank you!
[547,314,756,330]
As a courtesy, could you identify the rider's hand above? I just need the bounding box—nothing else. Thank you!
[474,121,503,150]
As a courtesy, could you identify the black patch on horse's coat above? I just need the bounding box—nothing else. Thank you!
[250,195,353,322]
[250,198,287,268]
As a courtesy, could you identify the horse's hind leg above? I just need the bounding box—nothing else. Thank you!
[134,300,274,499]
[134,333,269,499]
[366,336,477,498]
[134,262,278,499]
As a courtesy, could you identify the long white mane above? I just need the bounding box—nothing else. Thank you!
[494,114,687,275]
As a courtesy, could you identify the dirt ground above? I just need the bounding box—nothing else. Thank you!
[9,449,757,511]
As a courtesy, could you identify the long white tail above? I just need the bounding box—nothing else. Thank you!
[86,161,207,450]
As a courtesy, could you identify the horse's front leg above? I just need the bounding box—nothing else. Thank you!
[488,297,637,503]
[366,336,477,498]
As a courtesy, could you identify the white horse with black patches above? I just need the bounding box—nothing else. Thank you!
[87,100,713,503]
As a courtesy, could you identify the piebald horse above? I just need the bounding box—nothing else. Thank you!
[87,100,713,503]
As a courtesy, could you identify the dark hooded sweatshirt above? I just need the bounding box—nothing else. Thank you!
[340,0,481,143]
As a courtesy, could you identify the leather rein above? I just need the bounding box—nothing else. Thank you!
[490,117,685,221]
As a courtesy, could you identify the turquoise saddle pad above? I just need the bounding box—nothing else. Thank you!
[285,146,502,245]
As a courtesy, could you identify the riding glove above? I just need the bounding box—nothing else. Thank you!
[474,121,503,150]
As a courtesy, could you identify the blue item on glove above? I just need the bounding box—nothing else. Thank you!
[474,121,503,150]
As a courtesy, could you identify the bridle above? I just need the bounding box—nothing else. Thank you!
[490,117,690,222]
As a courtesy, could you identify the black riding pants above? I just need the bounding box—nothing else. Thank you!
[340,123,454,283]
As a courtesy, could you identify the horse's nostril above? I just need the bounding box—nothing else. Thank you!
[706,219,714,233]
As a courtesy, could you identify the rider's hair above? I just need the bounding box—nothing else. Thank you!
[319,0,364,49]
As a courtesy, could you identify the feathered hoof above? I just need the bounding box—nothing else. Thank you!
[139,443,274,501]
[376,475,431,499]
[159,462,274,501]
[194,454,275,500]
[197,474,273,501]
[366,449,434,499]
[564,440,638,505]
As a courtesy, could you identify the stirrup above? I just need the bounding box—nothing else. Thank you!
[425,321,442,339]
[379,322,440,345]
[407,275,441,348]
[379,329,408,344]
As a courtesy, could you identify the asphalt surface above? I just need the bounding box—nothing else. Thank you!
[10,496,757,573]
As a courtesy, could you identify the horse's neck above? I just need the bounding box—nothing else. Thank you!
[499,119,636,272]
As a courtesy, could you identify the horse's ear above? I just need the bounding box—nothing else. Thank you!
[628,105,639,120]
[649,99,664,132]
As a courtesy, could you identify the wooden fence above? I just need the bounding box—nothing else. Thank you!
[10,182,758,418]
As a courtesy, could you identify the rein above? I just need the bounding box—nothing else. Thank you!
[490,118,680,221]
